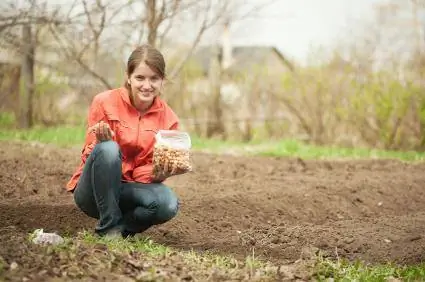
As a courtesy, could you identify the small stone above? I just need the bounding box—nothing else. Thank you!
[344,237,355,244]
[182,274,193,281]
[409,235,421,241]
[10,262,18,270]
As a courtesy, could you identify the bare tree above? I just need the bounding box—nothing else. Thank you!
[19,24,35,128]
[0,0,279,129]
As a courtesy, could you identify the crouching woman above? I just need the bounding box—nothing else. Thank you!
[66,44,186,238]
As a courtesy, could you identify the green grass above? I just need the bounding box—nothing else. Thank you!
[256,139,425,161]
[23,230,425,281]
[0,125,86,146]
[1,124,424,161]
[79,231,171,257]
[314,255,425,281]
[23,230,278,281]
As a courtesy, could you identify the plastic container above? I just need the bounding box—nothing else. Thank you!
[153,130,192,176]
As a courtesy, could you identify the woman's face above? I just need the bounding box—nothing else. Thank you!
[127,61,163,110]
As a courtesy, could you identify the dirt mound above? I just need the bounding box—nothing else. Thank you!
[1,139,425,269]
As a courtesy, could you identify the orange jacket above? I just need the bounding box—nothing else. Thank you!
[66,87,179,192]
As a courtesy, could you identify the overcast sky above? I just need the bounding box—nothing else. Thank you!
[13,0,417,66]
[220,0,386,65]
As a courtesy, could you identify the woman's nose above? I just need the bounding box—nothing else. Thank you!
[141,79,153,89]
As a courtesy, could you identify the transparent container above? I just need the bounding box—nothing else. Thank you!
[153,130,192,176]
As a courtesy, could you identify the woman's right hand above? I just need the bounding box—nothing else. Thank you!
[89,121,115,142]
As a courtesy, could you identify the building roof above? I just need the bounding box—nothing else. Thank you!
[191,45,295,74]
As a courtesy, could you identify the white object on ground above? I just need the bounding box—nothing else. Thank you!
[31,228,64,245]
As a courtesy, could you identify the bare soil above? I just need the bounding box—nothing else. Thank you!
[1,140,425,280]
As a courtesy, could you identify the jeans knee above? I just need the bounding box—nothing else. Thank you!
[73,188,99,219]
[156,197,179,224]
[93,141,121,164]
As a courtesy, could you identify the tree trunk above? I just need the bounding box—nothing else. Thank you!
[19,24,35,129]
[206,46,226,139]
[147,0,157,47]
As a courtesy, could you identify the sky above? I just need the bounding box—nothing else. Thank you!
[222,0,387,65]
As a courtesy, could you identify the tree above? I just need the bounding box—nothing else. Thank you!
[0,0,278,129]
[19,24,35,128]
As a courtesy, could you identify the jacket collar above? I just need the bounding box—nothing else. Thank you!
[119,87,164,114]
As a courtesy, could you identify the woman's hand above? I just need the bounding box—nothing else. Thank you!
[89,121,115,142]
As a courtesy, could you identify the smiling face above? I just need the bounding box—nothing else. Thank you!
[125,44,166,112]
[127,62,163,111]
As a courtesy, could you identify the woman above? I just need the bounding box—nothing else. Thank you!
[66,44,186,238]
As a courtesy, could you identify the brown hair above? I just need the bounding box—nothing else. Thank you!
[124,44,166,90]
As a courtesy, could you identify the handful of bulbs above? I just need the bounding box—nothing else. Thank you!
[152,130,192,176]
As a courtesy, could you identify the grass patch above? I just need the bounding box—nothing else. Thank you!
[16,230,425,281]
[1,125,424,161]
[77,231,273,275]
[314,256,425,281]
[17,230,279,281]
[0,125,86,147]
[256,139,425,161]
[80,231,170,258]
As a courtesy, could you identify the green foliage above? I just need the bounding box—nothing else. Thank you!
[348,72,414,148]
[32,70,74,124]
[274,60,425,150]
[0,112,16,127]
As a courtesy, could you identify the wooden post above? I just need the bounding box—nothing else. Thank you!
[19,24,35,128]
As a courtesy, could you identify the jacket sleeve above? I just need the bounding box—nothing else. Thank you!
[81,96,107,164]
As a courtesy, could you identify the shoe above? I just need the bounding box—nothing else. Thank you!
[121,229,136,238]
[103,227,123,239]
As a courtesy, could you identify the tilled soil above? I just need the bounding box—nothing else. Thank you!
[1,140,425,280]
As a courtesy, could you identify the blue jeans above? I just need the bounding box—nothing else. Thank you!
[73,141,179,236]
